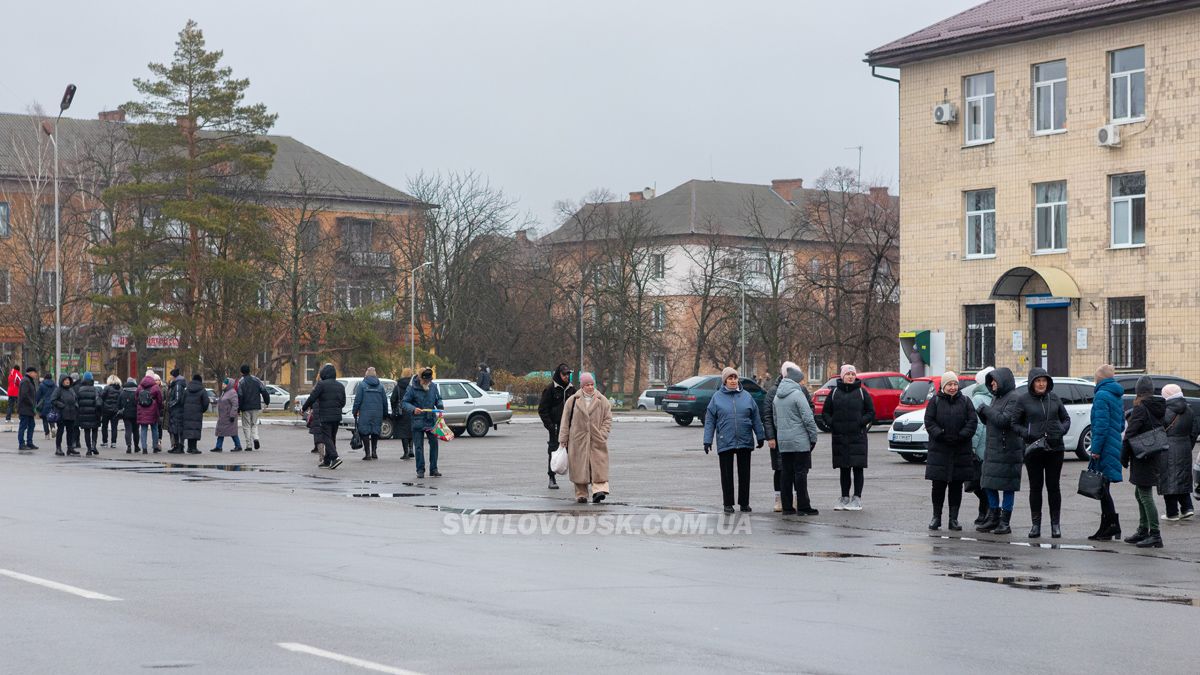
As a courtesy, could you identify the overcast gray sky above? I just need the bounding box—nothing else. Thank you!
[6,0,979,233]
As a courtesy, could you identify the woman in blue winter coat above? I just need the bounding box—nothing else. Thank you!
[1087,364,1125,541]
[353,367,389,461]
[703,367,766,513]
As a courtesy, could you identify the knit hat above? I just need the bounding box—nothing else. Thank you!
[222,377,232,387]
[780,360,805,382]
[82,371,94,383]
[721,367,739,382]
[941,371,959,392]
[839,364,857,378]
[580,372,595,386]
[1162,383,1183,400]
[192,373,203,382]
[1135,375,1154,397]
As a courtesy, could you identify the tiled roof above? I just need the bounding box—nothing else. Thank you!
[867,0,1200,67]
[0,112,420,208]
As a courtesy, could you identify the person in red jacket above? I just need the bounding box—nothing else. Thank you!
[6,365,23,424]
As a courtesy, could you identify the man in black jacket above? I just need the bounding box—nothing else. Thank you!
[537,364,575,490]
[16,366,38,451]
[237,364,271,451]
[302,363,346,470]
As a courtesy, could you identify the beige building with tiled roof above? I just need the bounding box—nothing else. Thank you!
[868,0,1200,380]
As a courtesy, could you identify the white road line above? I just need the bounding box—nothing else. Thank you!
[0,568,122,601]
[277,643,425,675]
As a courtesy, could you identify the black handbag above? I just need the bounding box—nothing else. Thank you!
[1128,426,1168,460]
[350,427,364,450]
[1077,466,1106,500]
[1023,436,1048,458]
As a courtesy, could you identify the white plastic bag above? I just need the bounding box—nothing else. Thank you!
[550,444,569,475]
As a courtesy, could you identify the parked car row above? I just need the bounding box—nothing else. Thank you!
[663,375,766,426]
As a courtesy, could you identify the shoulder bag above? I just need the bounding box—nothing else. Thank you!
[1128,425,1168,460]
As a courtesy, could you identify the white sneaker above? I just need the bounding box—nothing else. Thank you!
[1161,513,1180,521]
[834,496,849,511]
[773,493,783,513]
[847,496,863,511]
[1181,510,1195,520]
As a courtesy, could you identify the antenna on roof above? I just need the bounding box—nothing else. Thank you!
[844,145,863,188]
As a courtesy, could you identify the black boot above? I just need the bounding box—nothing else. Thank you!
[1028,513,1041,539]
[548,474,559,490]
[370,445,378,460]
[1087,514,1110,540]
[974,501,989,526]
[992,509,1012,535]
[928,511,942,531]
[1124,527,1149,544]
[1050,519,1061,539]
[976,508,1000,533]
[948,506,962,531]
[1107,514,1122,540]
[1135,530,1163,548]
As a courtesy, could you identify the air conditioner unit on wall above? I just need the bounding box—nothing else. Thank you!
[1096,124,1121,147]
[933,103,957,125]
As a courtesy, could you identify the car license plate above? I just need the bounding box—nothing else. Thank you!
[666,402,678,409]
[894,433,911,443]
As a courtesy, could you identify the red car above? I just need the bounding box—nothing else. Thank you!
[812,371,910,431]
[891,374,977,418]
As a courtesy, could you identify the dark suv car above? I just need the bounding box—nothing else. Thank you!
[663,375,766,426]
[1113,374,1200,439]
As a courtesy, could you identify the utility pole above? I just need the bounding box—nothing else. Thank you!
[845,145,863,187]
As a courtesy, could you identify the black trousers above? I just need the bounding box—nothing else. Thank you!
[545,425,559,477]
[56,421,78,450]
[931,480,963,515]
[1164,494,1194,517]
[82,427,98,452]
[1025,451,1064,521]
[1099,480,1117,517]
[779,452,811,511]
[101,416,119,444]
[839,466,864,498]
[320,422,339,460]
[770,446,781,492]
[719,448,752,508]
[123,418,140,450]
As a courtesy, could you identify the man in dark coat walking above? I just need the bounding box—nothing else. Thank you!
[237,364,271,451]
[476,364,493,391]
[16,366,38,451]
[537,364,575,490]
[302,364,346,470]
[821,364,875,511]
[180,374,210,454]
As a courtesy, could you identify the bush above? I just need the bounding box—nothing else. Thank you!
[493,370,549,408]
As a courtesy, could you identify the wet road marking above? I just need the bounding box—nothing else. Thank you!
[277,642,424,674]
[0,568,122,601]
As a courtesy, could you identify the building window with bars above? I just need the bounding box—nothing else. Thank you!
[964,304,995,371]
[649,254,665,279]
[649,353,667,383]
[651,303,666,331]
[1108,297,1145,371]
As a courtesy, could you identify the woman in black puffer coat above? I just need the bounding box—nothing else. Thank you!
[1122,375,1165,548]
[821,364,876,511]
[923,372,977,531]
[977,367,1022,535]
[180,374,210,454]
[75,373,102,456]
[1012,367,1071,539]
[1158,384,1195,520]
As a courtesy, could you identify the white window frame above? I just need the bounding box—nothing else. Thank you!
[964,304,996,372]
[0,202,9,238]
[1033,60,1067,134]
[1108,297,1146,371]
[964,189,996,259]
[1110,46,1145,124]
[1033,181,1067,254]
[304,354,318,384]
[649,254,665,280]
[964,72,995,145]
[648,353,667,383]
[1110,173,1146,249]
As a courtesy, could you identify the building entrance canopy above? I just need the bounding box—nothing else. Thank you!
[990,266,1081,300]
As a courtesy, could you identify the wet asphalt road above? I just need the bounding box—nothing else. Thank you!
[2,414,1198,674]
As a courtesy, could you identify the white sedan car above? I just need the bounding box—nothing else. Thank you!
[887,378,1096,463]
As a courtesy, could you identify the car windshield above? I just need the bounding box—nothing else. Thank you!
[821,379,838,390]
[900,380,933,404]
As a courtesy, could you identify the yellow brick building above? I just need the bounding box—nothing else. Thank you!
[868,0,1200,381]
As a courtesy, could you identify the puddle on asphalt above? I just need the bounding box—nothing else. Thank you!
[100,461,283,473]
[703,545,745,550]
[780,551,881,559]
[349,493,427,498]
[944,571,1200,607]
[930,534,1097,551]
[414,505,584,515]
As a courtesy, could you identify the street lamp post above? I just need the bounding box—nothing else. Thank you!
[566,286,585,383]
[41,84,76,384]
[409,261,432,374]
[714,276,746,375]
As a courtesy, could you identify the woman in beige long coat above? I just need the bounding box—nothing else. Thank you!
[559,372,612,503]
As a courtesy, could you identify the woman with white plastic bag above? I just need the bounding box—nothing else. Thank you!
[558,372,612,503]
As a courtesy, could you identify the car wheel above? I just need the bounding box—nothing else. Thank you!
[815,418,830,433]
[637,404,647,410]
[899,453,927,464]
[380,417,394,440]
[674,415,694,427]
[1075,427,1091,461]
[467,414,491,438]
